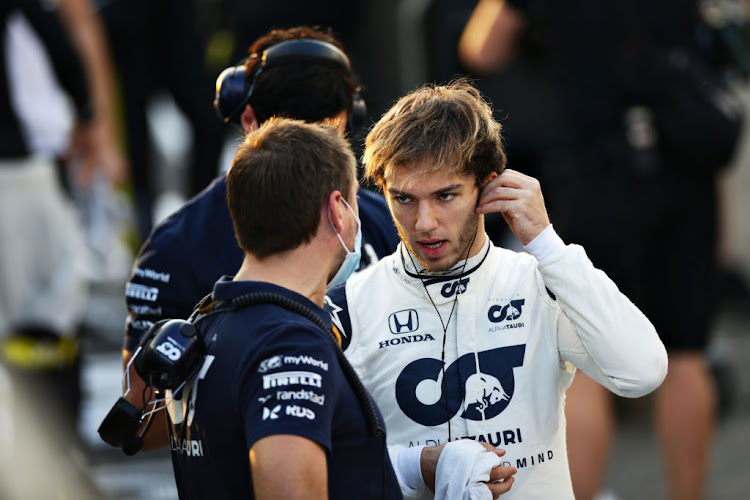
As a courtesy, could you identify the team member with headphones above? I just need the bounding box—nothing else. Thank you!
[122,26,399,449]
[167,116,403,499]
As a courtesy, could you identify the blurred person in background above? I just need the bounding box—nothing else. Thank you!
[459,1,747,499]
[97,0,226,240]
[0,0,122,498]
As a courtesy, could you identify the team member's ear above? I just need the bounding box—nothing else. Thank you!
[240,104,259,133]
[327,190,347,235]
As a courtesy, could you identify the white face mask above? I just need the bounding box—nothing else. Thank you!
[327,197,362,289]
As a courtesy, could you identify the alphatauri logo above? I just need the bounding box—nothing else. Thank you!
[441,277,470,298]
[488,299,525,323]
[395,345,526,426]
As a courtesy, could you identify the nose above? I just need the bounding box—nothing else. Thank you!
[415,201,438,233]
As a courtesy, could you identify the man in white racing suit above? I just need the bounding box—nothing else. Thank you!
[325,80,668,499]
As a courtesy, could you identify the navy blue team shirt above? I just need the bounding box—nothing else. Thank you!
[168,279,402,499]
[125,174,399,351]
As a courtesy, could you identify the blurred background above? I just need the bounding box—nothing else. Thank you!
[1,0,750,499]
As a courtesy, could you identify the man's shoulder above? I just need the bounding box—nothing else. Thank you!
[126,176,241,335]
[133,175,238,275]
[223,284,332,336]
[326,255,394,310]
[489,243,537,266]
[145,176,229,247]
[350,250,395,286]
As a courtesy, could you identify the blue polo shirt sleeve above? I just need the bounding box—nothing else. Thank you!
[124,232,197,352]
[239,324,342,454]
[124,176,244,352]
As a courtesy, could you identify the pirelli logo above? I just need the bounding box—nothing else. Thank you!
[262,371,322,389]
[125,283,159,302]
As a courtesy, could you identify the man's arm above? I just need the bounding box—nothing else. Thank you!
[250,435,327,499]
[121,349,170,450]
[122,234,199,450]
[534,233,668,397]
[479,171,666,395]
[19,0,92,124]
[458,0,526,74]
[58,0,128,185]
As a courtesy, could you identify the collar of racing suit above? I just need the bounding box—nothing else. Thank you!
[399,234,492,286]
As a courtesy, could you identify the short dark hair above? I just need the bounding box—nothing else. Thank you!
[245,26,361,125]
[226,117,357,258]
[363,79,506,188]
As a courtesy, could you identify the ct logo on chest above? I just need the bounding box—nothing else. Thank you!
[488,299,525,323]
[394,345,526,426]
[440,277,470,298]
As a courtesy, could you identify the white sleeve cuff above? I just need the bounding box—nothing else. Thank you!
[523,224,566,264]
[389,444,427,493]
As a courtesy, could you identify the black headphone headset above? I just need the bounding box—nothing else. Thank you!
[213,38,367,136]
[99,292,384,456]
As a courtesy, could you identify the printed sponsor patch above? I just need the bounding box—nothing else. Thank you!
[282,354,328,371]
[133,267,171,283]
[125,283,159,302]
[263,405,281,420]
[262,371,322,389]
[285,404,315,420]
[259,355,329,373]
[389,309,419,334]
[276,389,325,406]
[128,304,163,316]
[258,355,283,373]
[129,319,154,331]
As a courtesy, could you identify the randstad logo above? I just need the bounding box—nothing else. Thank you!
[441,277,470,298]
[389,309,419,334]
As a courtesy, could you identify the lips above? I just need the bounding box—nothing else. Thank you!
[417,239,447,259]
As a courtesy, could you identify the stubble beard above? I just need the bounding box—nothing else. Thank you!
[398,211,480,272]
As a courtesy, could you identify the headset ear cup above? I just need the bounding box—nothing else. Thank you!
[136,319,169,351]
[347,92,369,146]
[214,66,249,123]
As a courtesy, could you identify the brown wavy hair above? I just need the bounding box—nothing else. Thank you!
[363,79,506,188]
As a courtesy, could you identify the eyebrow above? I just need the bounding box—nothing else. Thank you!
[388,183,464,198]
